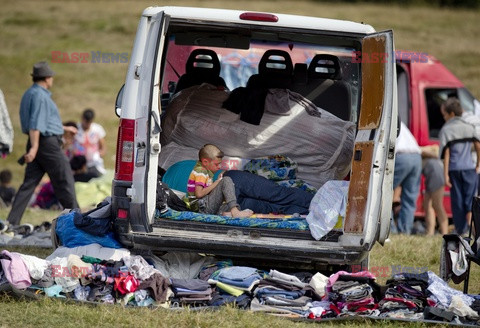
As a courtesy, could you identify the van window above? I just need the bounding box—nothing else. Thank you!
[160,27,361,121]
[396,65,410,126]
[425,88,456,139]
[458,87,476,114]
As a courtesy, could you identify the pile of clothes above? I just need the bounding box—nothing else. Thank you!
[1,245,480,325]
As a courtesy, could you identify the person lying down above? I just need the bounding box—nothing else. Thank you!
[186,144,313,217]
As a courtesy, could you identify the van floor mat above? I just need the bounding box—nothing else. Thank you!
[154,209,342,242]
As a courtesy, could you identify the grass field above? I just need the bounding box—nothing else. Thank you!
[1,0,480,326]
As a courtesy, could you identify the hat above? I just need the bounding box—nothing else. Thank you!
[31,61,55,78]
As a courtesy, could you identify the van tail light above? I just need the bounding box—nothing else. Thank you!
[115,118,135,181]
[239,12,278,22]
[117,208,129,219]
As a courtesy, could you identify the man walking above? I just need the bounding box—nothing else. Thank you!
[7,61,78,226]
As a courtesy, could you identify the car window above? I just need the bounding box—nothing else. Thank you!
[424,88,456,139]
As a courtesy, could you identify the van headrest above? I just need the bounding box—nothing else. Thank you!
[308,54,341,80]
[258,50,293,78]
[185,48,221,76]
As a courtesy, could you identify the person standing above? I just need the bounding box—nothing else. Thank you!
[420,145,448,236]
[0,88,14,157]
[7,61,78,226]
[392,121,422,234]
[439,97,480,235]
[75,108,106,180]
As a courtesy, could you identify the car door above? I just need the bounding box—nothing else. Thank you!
[131,12,169,227]
[342,30,396,247]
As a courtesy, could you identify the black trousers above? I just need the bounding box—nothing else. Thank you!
[7,135,78,226]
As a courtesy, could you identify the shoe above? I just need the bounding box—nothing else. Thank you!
[12,223,34,236]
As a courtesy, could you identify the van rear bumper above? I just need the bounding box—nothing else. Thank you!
[116,230,369,269]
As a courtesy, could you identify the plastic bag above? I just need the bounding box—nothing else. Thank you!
[306,180,349,240]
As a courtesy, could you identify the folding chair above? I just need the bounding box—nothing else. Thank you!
[439,195,480,294]
[462,195,480,293]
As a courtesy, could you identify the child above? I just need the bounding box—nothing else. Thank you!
[186,144,252,217]
[0,169,16,206]
[439,97,480,235]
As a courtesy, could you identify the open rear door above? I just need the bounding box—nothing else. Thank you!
[343,30,396,247]
[130,12,169,227]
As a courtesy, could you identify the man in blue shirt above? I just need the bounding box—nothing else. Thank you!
[7,61,78,226]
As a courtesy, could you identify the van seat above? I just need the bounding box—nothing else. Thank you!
[174,48,227,94]
[293,63,308,86]
[246,50,293,90]
[303,54,351,121]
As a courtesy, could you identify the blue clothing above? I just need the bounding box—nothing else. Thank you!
[449,169,477,235]
[448,142,475,171]
[19,84,64,136]
[393,153,422,234]
[223,170,313,215]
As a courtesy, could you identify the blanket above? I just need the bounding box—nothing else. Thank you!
[160,84,355,189]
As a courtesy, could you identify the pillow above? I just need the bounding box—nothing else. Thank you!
[162,160,222,193]
[162,160,196,193]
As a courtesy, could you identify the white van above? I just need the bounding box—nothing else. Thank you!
[112,6,397,271]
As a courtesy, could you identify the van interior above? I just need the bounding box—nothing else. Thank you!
[154,20,365,244]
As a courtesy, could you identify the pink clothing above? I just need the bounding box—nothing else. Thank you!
[326,270,377,293]
[0,250,31,289]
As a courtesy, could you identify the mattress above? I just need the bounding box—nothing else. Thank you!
[156,209,309,230]
[160,84,356,188]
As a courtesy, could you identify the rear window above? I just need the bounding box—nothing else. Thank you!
[160,23,362,121]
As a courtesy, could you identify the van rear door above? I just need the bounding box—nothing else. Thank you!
[343,30,396,247]
[131,12,168,227]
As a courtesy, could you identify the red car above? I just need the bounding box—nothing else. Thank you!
[396,50,480,219]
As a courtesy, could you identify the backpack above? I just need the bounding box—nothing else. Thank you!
[156,178,188,213]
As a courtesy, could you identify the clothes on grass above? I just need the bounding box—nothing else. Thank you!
[0,250,31,289]
[3,247,480,325]
[209,266,262,291]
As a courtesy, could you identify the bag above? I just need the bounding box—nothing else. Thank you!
[56,208,123,249]
[73,197,113,236]
[156,178,188,212]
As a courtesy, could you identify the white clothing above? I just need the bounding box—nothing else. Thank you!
[396,122,421,154]
[76,122,106,174]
